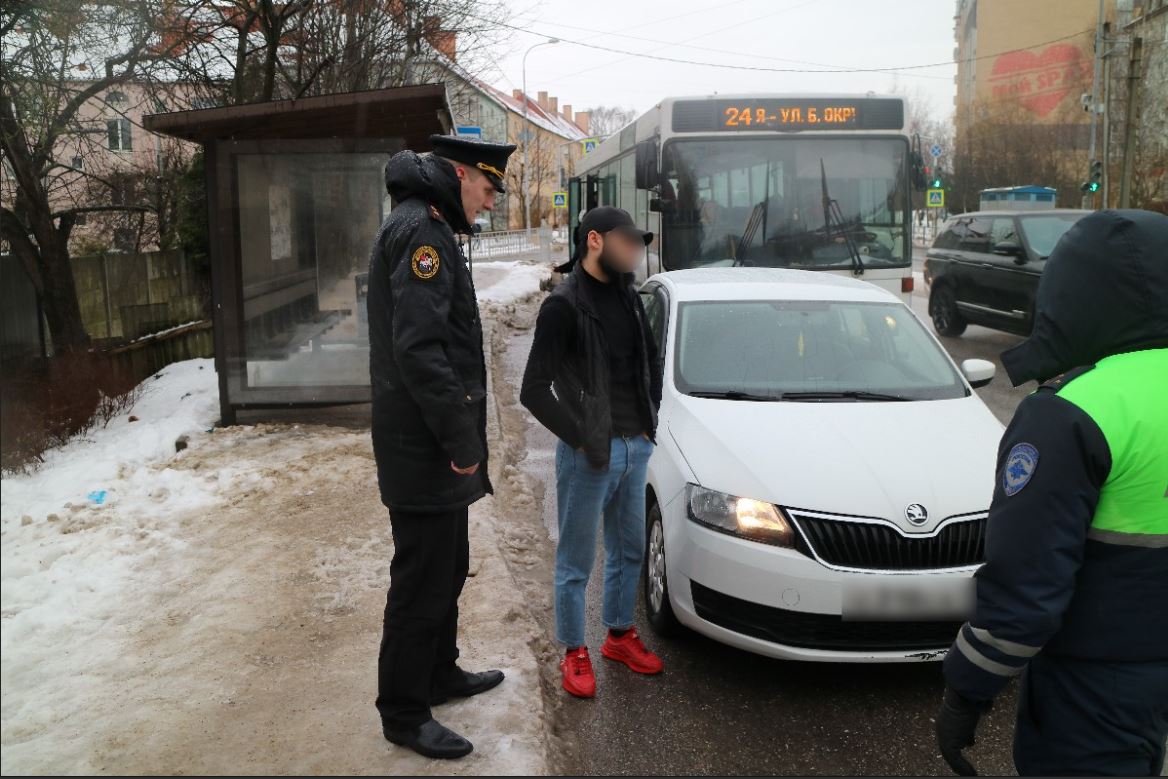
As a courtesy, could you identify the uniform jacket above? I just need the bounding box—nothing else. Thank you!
[944,209,1168,702]
[367,151,492,513]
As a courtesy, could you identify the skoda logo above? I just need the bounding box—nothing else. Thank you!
[905,503,929,525]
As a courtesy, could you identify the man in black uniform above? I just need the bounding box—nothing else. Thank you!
[367,134,516,759]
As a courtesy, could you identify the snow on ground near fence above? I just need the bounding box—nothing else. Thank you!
[1,359,221,526]
[473,260,553,305]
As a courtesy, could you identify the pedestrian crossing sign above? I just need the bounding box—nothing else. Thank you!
[581,138,599,154]
[927,188,945,208]
[553,191,567,208]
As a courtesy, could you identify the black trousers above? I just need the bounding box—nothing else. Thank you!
[1014,653,1168,776]
[375,506,469,730]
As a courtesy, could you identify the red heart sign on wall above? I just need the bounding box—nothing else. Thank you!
[988,43,1091,117]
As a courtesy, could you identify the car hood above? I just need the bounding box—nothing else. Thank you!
[668,394,1003,533]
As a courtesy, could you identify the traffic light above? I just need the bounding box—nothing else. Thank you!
[932,168,944,189]
[1080,160,1103,193]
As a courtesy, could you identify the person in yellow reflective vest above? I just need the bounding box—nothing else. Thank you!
[935,209,1168,776]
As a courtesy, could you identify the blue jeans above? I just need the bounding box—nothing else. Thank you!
[553,434,654,649]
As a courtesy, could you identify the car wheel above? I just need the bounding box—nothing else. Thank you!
[643,499,678,635]
[929,285,967,337]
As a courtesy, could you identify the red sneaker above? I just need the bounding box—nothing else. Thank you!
[601,628,664,674]
[560,647,596,698]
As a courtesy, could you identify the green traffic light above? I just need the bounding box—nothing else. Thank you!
[1088,182,1100,193]
[932,179,942,188]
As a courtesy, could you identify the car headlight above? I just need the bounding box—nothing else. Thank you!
[685,484,795,547]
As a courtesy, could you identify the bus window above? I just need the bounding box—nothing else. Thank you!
[661,137,908,271]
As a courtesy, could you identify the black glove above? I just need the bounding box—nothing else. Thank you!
[935,686,992,776]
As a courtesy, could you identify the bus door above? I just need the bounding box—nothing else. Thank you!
[568,177,582,245]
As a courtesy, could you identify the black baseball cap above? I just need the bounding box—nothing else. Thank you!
[560,206,654,271]
[429,134,517,193]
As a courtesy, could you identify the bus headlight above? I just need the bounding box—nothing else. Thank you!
[685,484,794,547]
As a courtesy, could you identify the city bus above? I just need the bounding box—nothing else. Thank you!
[568,94,923,301]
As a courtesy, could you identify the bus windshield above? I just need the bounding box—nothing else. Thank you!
[659,137,910,271]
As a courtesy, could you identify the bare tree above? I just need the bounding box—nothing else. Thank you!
[951,98,1089,212]
[583,104,635,139]
[1,0,195,353]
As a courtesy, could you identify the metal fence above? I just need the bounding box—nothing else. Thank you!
[465,229,541,259]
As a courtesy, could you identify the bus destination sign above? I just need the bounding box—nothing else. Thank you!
[671,97,904,133]
[722,102,858,128]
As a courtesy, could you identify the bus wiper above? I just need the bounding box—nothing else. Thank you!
[780,390,910,401]
[687,390,784,402]
[820,158,864,277]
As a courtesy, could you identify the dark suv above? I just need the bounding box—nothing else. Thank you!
[924,209,1089,336]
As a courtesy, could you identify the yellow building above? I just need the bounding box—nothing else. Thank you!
[952,0,1117,208]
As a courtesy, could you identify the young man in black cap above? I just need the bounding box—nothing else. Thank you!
[368,133,515,758]
[520,206,664,698]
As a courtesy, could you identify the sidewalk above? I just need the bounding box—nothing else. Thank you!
[1,262,557,775]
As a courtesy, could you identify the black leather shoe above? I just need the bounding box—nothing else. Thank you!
[431,667,505,705]
[383,718,473,759]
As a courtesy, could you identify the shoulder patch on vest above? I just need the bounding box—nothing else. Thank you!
[411,245,441,279]
[1003,442,1040,496]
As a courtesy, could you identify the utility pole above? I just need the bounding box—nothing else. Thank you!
[1119,36,1143,208]
[1083,0,1105,210]
[520,38,558,239]
[1102,21,1113,206]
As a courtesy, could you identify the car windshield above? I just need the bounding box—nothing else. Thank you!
[660,138,910,271]
[1019,213,1084,258]
[674,299,967,401]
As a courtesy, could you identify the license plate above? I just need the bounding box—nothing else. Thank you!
[841,577,974,622]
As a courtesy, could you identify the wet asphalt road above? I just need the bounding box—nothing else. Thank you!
[500,252,1031,775]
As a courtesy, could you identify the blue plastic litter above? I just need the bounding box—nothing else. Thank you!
[87,489,107,505]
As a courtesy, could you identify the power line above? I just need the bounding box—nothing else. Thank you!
[476,15,1094,78]
[537,0,823,84]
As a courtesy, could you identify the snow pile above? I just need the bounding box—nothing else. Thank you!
[1,359,229,753]
[474,260,552,305]
[1,358,220,525]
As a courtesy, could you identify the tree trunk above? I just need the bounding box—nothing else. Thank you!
[37,231,92,354]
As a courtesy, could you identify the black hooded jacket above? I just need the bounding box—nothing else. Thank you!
[367,151,492,513]
[1001,208,1168,386]
[944,209,1168,704]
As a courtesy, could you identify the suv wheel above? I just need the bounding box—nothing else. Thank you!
[643,499,678,635]
[930,285,968,337]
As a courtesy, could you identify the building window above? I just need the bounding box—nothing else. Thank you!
[107,118,132,151]
[71,155,84,170]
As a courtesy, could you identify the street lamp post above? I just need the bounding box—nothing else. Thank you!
[521,38,559,239]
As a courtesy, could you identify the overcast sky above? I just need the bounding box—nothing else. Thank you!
[489,0,958,123]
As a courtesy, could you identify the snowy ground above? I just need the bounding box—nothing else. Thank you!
[1,260,555,775]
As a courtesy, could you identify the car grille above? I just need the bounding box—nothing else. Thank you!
[691,581,960,652]
[789,511,986,571]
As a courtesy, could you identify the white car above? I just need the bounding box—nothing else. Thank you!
[637,268,1004,663]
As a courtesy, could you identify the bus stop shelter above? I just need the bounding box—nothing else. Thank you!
[144,85,453,425]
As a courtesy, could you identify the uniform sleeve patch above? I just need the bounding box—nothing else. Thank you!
[411,245,441,279]
[1003,443,1039,496]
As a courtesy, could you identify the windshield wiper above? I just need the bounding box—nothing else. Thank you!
[779,390,911,402]
[820,158,864,277]
[687,390,784,402]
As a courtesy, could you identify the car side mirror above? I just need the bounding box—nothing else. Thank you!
[961,358,996,389]
[993,241,1025,260]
